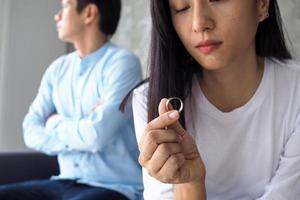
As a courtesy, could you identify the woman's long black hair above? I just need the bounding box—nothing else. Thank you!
[146,0,291,127]
[120,0,292,127]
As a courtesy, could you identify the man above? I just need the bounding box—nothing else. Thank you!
[0,0,143,199]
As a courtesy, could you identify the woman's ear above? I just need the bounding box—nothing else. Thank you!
[82,4,100,25]
[257,0,270,22]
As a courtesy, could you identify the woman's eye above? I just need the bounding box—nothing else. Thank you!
[175,6,190,14]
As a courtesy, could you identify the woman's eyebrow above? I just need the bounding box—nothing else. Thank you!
[169,0,189,5]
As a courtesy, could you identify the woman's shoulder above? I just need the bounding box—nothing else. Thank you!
[132,82,149,124]
[268,57,300,83]
[268,58,300,107]
[133,81,149,98]
[269,57,300,73]
[132,82,149,113]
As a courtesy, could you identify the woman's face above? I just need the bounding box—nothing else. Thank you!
[168,0,269,70]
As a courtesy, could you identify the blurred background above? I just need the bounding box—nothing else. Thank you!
[0,0,299,151]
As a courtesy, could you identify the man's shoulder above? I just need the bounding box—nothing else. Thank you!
[38,54,69,83]
[46,52,76,73]
[100,42,141,76]
[105,42,139,62]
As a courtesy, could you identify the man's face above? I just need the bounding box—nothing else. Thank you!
[54,0,85,43]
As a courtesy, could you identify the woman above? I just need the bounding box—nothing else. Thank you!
[132,0,300,199]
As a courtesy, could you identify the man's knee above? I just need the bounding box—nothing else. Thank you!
[0,181,54,200]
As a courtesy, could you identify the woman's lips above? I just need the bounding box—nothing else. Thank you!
[195,41,223,54]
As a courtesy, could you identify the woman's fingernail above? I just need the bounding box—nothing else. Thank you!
[169,111,179,119]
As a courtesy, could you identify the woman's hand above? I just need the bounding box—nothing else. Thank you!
[138,98,206,184]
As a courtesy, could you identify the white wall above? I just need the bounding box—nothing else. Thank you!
[0,0,10,129]
[278,0,300,61]
[0,0,66,151]
[112,0,151,76]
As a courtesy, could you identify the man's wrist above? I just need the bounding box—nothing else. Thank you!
[45,114,60,129]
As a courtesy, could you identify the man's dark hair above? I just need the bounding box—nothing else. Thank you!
[76,0,121,36]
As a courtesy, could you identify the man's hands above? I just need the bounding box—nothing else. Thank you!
[91,100,104,112]
[138,98,206,184]
[47,114,58,121]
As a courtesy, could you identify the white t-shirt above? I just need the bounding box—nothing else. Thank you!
[133,58,300,200]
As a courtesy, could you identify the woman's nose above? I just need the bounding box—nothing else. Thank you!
[192,2,215,33]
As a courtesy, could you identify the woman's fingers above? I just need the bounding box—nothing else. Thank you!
[139,110,180,149]
[158,98,168,116]
[140,98,183,149]
[156,153,185,183]
[138,98,205,184]
[146,143,182,176]
[154,156,205,184]
[146,110,180,131]
[159,98,186,136]
[139,129,181,166]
